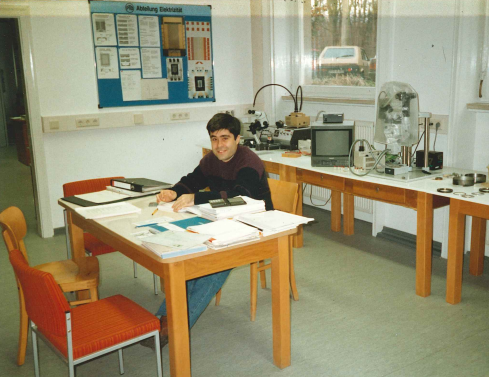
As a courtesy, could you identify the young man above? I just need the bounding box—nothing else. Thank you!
[145,113,273,348]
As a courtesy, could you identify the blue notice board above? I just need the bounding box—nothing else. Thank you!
[89,1,215,108]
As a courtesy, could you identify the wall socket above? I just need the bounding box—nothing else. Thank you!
[76,117,99,128]
[170,112,190,121]
[419,114,448,135]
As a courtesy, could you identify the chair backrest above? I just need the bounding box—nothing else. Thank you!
[63,176,125,197]
[9,249,70,336]
[267,178,300,214]
[0,206,29,262]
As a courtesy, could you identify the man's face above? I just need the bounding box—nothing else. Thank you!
[210,129,240,162]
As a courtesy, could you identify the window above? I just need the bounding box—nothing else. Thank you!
[303,0,378,90]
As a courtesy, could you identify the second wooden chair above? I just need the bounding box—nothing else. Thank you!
[63,177,160,295]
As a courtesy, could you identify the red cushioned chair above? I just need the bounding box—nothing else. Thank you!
[63,177,159,295]
[9,249,162,377]
[0,206,100,366]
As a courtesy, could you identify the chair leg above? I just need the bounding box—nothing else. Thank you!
[16,283,28,366]
[153,274,159,295]
[89,287,99,302]
[289,237,299,301]
[32,329,40,377]
[133,261,138,278]
[215,289,222,306]
[250,262,258,321]
[64,210,72,259]
[155,333,163,377]
[258,260,267,289]
[118,349,124,375]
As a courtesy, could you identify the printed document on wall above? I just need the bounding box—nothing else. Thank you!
[95,47,119,79]
[121,70,142,101]
[92,13,117,46]
[139,16,160,47]
[141,79,168,100]
[119,48,141,69]
[141,48,162,78]
[116,14,139,46]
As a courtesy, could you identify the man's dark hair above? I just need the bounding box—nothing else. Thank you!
[206,113,241,139]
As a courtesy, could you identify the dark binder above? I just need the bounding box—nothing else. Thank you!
[61,192,156,207]
[111,178,172,193]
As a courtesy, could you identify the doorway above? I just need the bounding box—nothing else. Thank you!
[0,18,37,230]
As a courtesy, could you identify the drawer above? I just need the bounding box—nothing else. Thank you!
[263,161,280,175]
[297,169,345,190]
[345,180,408,206]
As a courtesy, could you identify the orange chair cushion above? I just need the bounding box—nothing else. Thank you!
[83,233,116,256]
[41,295,160,359]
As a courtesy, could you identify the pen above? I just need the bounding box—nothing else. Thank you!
[152,208,158,216]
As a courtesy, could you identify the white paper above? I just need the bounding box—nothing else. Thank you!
[121,70,141,101]
[119,48,141,69]
[75,202,141,219]
[158,223,186,232]
[95,47,119,79]
[141,48,162,78]
[139,16,160,47]
[92,13,117,46]
[133,217,173,227]
[141,79,168,100]
[74,190,129,203]
[116,14,139,46]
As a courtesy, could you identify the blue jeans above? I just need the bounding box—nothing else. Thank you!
[156,269,231,328]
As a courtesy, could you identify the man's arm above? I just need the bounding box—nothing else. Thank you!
[194,167,263,204]
[170,165,209,198]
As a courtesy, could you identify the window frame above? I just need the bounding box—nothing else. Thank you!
[297,0,378,101]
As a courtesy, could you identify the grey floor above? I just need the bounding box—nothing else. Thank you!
[1,144,489,377]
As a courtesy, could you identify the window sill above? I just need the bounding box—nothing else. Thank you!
[467,102,489,112]
[282,95,375,106]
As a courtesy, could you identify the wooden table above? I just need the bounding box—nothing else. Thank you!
[59,197,293,376]
[203,147,450,298]
[446,197,489,304]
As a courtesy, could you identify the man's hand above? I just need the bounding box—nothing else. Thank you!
[156,189,177,203]
[172,194,195,212]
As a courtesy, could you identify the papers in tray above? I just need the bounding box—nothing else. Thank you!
[235,210,314,236]
[181,196,266,221]
[140,231,209,259]
[187,219,260,249]
[74,202,141,219]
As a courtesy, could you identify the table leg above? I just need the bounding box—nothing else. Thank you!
[331,190,341,232]
[469,217,486,276]
[271,236,291,369]
[164,262,191,377]
[415,192,433,297]
[446,199,466,305]
[343,193,354,236]
[66,211,90,301]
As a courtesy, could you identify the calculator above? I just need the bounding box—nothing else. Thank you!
[209,197,247,208]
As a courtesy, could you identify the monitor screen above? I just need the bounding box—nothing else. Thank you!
[314,129,351,156]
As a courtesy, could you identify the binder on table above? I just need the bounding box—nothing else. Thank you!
[111,178,172,193]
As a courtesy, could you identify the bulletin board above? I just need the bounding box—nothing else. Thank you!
[89,1,215,108]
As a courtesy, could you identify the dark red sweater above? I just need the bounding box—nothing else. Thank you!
[172,146,273,210]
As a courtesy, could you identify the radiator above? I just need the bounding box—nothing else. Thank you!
[270,121,375,215]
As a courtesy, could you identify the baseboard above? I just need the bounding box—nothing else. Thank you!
[53,227,66,236]
[376,227,442,256]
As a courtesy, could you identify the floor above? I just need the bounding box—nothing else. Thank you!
[1,144,489,377]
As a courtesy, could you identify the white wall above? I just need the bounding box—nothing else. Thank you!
[22,0,253,229]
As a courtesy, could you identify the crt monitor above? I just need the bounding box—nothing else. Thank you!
[311,123,354,167]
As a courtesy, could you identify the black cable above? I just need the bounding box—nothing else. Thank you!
[411,130,425,159]
[253,83,298,112]
[304,183,331,207]
[433,125,438,151]
[295,85,303,112]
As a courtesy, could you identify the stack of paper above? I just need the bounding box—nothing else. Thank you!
[106,186,160,197]
[235,210,314,236]
[182,196,265,221]
[187,219,260,249]
[140,231,210,259]
[74,202,141,219]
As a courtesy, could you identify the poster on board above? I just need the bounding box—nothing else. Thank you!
[90,1,215,108]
